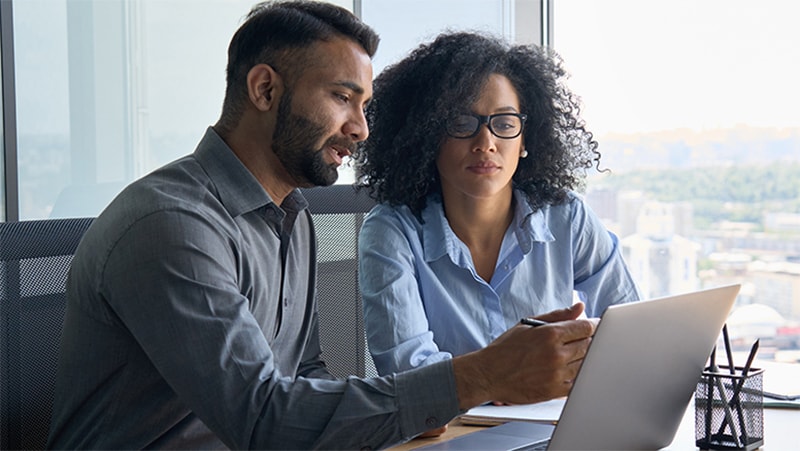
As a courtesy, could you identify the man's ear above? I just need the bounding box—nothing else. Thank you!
[247,64,283,112]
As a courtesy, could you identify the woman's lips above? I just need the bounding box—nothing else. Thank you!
[467,160,500,174]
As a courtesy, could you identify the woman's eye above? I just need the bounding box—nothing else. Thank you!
[452,117,474,129]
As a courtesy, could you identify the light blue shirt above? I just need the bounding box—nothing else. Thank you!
[359,191,641,375]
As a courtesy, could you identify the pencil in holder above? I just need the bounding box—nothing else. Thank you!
[695,366,764,450]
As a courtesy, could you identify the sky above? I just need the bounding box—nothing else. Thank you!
[552,0,800,136]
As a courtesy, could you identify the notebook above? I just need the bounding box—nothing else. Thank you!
[418,284,741,451]
[459,398,565,426]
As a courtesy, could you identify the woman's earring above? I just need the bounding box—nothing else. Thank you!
[520,149,528,158]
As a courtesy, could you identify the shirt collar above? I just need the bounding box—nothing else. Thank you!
[421,196,458,263]
[193,127,308,218]
[513,190,555,252]
[421,190,555,262]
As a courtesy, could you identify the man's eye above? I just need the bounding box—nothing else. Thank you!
[335,93,350,102]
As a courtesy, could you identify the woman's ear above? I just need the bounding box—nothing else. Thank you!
[246,64,283,112]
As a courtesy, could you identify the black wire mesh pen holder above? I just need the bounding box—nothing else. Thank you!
[695,366,764,450]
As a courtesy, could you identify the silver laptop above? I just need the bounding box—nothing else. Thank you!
[418,284,741,451]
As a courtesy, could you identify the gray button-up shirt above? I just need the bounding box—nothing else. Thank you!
[47,128,459,450]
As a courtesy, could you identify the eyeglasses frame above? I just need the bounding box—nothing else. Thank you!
[445,112,528,139]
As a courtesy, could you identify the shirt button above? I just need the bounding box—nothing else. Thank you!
[425,416,438,427]
[283,297,289,307]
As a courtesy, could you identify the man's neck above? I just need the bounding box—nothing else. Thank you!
[213,124,297,206]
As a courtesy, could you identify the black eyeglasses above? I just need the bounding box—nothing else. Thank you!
[445,113,528,139]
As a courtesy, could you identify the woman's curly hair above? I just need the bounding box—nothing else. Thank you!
[353,31,602,216]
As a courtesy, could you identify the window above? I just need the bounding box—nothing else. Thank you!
[7,1,799,363]
[554,0,800,365]
[11,0,298,220]
[4,0,540,219]
[346,0,539,183]
[362,0,537,73]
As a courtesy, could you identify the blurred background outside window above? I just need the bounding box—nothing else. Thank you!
[4,0,799,364]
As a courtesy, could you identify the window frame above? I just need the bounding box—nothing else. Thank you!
[1,0,19,222]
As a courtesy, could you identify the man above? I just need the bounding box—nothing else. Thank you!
[47,1,596,449]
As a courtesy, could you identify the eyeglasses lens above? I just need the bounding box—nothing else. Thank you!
[446,114,523,139]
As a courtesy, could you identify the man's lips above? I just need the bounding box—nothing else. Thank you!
[325,143,354,166]
[326,146,344,166]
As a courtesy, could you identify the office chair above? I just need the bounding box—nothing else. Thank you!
[0,217,94,451]
[302,184,378,378]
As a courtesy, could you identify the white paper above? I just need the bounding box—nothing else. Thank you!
[459,398,566,426]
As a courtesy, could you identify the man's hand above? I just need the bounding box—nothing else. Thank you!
[451,302,598,410]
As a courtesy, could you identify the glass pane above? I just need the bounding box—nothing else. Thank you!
[351,0,531,182]
[363,0,516,73]
[13,0,69,220]
[12,0,527,211]
[12,0,284,219]
[554,0,800,365]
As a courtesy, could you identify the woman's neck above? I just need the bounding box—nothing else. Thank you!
[441,188,515,282]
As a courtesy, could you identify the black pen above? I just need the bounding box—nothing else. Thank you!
[709,345,717,372]
[732,339,759,443]
[716,339,760,443]
[706,346,716,442]
[722,324,736,374]
[740,339,760,378]
[520,318,548,327]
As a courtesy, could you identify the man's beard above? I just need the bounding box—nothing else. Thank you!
[272,90,353,187]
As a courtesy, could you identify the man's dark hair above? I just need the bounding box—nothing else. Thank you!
[354,31,601,216]
[217,0,379,133]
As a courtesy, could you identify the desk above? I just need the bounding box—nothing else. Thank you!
[393,361,799,450]
[391,406,799,450]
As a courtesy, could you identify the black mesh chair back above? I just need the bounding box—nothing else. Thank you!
[302,185,378,378]
[0,217,94,451]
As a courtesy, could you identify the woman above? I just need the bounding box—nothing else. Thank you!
[354,32,640,377]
